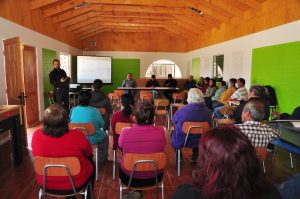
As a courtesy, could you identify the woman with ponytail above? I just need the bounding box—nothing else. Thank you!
[111,94,134,150]
[118,102,166,187]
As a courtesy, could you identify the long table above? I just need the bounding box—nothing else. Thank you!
[117,87,180,90]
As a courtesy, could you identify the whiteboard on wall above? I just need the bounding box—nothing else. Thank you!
[77,56,112,83]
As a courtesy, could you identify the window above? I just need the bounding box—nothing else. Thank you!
[213,55,224,79]
[145,59,182,78]
[59,52,71,77]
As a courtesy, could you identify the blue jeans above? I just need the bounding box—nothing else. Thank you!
[213,106,224,118]
[276,173,300,199]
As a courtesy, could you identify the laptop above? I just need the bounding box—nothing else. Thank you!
[69,83,81,92]
[269,121,300,148]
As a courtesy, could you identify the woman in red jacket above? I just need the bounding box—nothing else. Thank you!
[32,104,95,198]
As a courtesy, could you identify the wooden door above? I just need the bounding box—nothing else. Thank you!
[3,37,25,105]
[3,37,27,146]
[23,45,39,127]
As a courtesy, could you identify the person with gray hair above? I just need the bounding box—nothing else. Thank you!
[171,88,212,162]
[236,100,280,147]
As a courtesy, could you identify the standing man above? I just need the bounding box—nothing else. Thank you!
[121,73,137,97]
[49,59,70,111]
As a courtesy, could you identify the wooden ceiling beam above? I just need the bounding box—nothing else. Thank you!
[66,16,176,29]
[165,25,197,40]
[60,11,98,28]
[43,0,86,17]
[237,0,262,10]
[30,0,59,9]
[185,0,232,24]
[52,5,93,23]
[173,15,207,31]
[208,0,244,17]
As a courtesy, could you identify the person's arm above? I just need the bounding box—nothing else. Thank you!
[121,80,126,87]
[118,128,127,148]
[49,71,59,87]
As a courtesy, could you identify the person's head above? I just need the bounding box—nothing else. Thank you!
[219,80,226,87]
[193,126,268,199]
[42,104,68,138]
[121,94,134,117]
[229,78,237,87]
[151,74,156,80]
[199,77,204,83]
[52,59,60,69]
[242,100,265,122]
[248,85,267,98]
[134,102,155,125]
[188,75,193,82]
[127,73,133,80]
[92,79,103,91]
[209,79,216,87]
[78,90,91,106]
[187,88,204,104]
[204,77,210,84]
[168,74,172,79]
[237,78,246,88]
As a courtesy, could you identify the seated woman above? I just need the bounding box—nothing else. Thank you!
[111,94,134,150]
[171,126,282,199]
[118,102,166,187]
[32,104,94,198]
[171,88,212,162]
[70,90,108,163]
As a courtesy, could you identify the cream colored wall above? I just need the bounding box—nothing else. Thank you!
[0,17,82,119]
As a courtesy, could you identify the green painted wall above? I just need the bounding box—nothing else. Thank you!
[102,59,140,94]
[192,58,200,80]
[251,41,300,113]
[42,48,56,109]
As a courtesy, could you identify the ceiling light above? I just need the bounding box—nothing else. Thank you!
[189,7,204,15]
[75,2,90,10]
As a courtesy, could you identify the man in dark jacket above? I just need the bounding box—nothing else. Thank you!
[164,74,177,103]
[49,59,70,111]
[234,85,270,124]
[90,79,113,131]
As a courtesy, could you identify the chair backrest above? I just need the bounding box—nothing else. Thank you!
[154,99,169,107]
[69,123,95,136]
[115,122,132,135]
[123,152,166,172]
[256,147,267,161]
[98,108,106,116]
[172,93,184,103]
[140,91,153,101]
[114,90,125,98]
[34,156,81,176]
[220,106,235,117]
[182,122,210,135]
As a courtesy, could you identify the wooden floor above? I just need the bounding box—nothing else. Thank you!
[1,118,300,199]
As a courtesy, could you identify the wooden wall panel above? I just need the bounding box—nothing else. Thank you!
[82,31,188,52]
[0,0,82,49]
[188,0,300,51]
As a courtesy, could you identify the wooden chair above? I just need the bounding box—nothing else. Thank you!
[154,99,170,130]
[33,156,93,199]
[139,91,153,102]
[172,93,184,104]
[98,108,106,116]
[256,147,267,173]
[214,118,235,127]
[69,123,100,181]
[120,152,166,199]
[220,106,236,118]
[113,122,133,180]
[47,91,55,104]
[177,122,210,176]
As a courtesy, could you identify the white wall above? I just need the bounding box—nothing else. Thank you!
[186,20,300,89]
[0,17,82,119]
[82,51,187,78]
